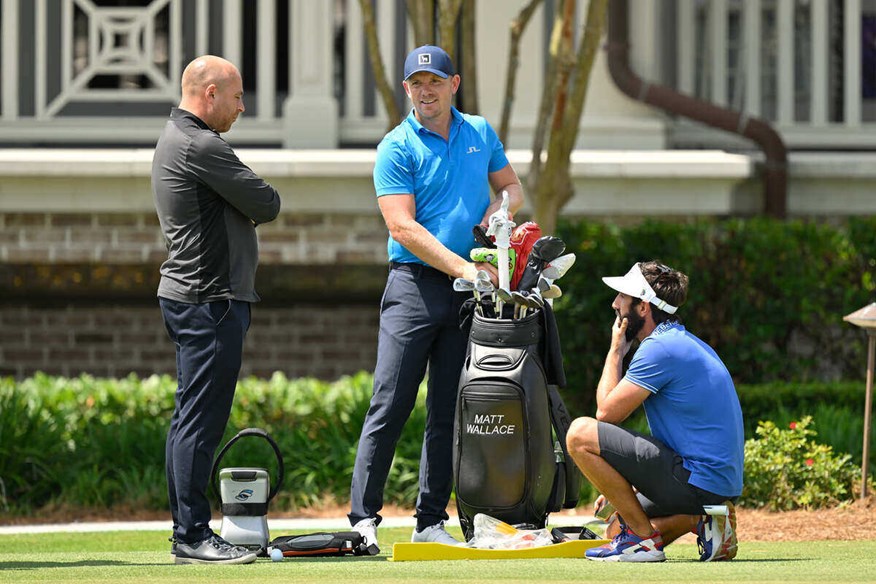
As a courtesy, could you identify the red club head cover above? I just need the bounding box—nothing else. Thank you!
[509,221,542,290]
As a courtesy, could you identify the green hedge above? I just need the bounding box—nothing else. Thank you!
[1,374,873,517]
[553,216,876,415]
[0,372,425,516]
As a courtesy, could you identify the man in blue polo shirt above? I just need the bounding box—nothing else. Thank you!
[566,261,744,562]
[348,45,524,553]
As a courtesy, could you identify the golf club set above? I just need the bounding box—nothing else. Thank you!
[454,192,576,319]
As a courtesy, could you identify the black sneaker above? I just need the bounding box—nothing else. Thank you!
[174,534,258,565]
[169,536,177,555]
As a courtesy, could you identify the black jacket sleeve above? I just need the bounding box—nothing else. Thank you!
[189,133,281,224]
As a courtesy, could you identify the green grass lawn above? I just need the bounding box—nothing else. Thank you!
[1,527,875,584]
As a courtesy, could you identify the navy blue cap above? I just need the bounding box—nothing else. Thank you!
[403,45,455,80]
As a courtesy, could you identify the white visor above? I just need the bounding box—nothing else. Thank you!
[601,263,678,314]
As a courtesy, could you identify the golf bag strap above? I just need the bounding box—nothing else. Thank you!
[221,501,269,516]
[547,384,581,509]
[210,427,285,502]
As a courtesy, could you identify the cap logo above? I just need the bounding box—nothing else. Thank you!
[419,54,431,65]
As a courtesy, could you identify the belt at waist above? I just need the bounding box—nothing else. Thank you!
[389,262,453,281]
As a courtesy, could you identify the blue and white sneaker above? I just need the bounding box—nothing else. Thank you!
[585,524,666,562]
[695,501,738,561]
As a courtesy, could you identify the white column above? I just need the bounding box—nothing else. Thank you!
[743,0,761,116]
[676,0,696,94]
[223,0,242,69]
[195,0,209,57]
[777,0,794,125]
[710,0,728,106]
[283,0,338,148]
[35,0,47,118]
[257,0,277,120]
[810,0,828,125]
[2,0,19,120]
[844,0,862,126]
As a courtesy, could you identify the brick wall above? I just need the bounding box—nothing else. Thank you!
[0,303,379,379]
[0,211,388,266]
[0,210,388,380]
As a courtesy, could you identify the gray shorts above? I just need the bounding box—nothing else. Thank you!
[597,421,734,517]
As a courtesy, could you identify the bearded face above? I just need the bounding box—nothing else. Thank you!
[618,302,646,342]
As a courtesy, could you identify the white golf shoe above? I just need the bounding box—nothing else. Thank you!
[351,517,380,555]
[411,521,462,545]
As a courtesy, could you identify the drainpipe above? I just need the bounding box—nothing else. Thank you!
[606,0,787,218]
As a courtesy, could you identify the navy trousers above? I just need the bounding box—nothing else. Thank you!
[349,264,468,531]
[159,297,251,544]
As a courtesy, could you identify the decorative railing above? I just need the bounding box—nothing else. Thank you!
[673,0,875,148]
[0,0,406,147]
[0,0,872,149]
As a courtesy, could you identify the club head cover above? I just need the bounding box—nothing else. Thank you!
[509,222,542,290]
[470,247,515,273]
[516,235,566,292]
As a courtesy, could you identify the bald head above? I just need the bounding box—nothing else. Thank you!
[181,55,238,97]
[178,55,245,133]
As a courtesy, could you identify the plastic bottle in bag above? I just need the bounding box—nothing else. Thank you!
[464,513,554,549]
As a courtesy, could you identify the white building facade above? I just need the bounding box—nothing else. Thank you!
[1,0,874,379]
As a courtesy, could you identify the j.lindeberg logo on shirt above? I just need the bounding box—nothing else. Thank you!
[466,146,481,154]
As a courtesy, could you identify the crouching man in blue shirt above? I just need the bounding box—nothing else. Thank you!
[566,261,744,562]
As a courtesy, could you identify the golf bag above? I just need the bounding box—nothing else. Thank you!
[453,308,580,541]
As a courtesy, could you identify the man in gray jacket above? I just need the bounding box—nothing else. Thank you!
[152,55,281,565]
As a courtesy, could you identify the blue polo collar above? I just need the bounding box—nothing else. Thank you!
[405,106,464,137]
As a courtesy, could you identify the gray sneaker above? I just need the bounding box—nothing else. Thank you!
[411,521,461,545]
[352,517,380,555]
[174,534,257,565]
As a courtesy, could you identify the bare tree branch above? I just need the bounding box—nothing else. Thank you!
[499,0,543,145]
[359,0,403,131]
[528,0,568,194]
[548,0,576,140]
[534,0,608,233]
[560,0,608,169]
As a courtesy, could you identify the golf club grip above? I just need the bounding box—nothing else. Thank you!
[472,225,495,249]
[210,427,285,503]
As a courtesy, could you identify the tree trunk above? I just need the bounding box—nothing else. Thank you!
[437,0,464,63]
[460,0,479,114]
[499,0,543,146]
[533,169,572,235]
[359,0,403,131]
[531,0,608,232]
[552,0,608,211]
[406,0,435,46]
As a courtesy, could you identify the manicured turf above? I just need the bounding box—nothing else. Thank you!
[1,527,875,583]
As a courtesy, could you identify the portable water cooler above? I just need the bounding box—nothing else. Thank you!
[218,467,271,550]
[210,428,285,554]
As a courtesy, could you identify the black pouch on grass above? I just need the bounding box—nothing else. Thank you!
[270,531,365,557]
[550,526,601,543]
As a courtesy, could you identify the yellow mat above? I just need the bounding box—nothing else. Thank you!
[389,539,608,561]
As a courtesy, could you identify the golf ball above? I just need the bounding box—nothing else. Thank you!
[270,548,284,562]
